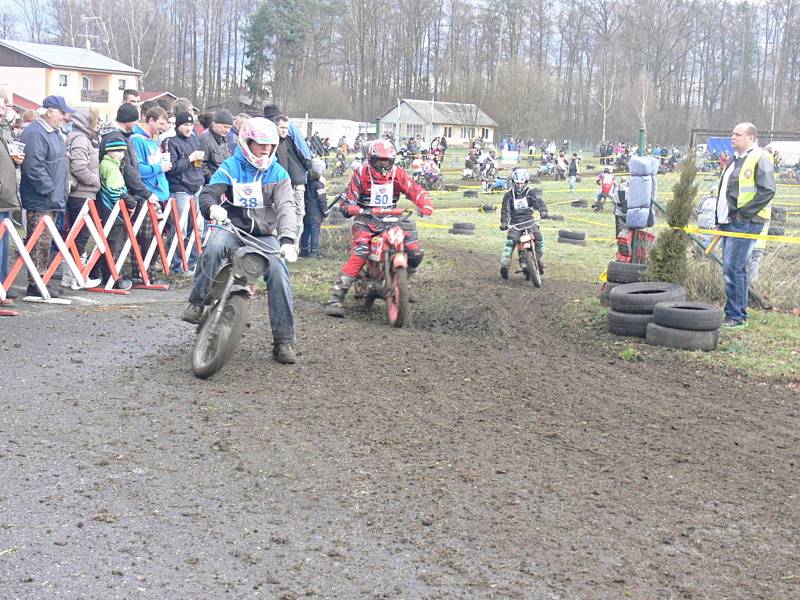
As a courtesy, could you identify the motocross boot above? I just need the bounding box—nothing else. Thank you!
[500,239,513,279]
[181,302,203,324]
[324,274,355,317]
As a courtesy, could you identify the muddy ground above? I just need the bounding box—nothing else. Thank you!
[1,247,798,599]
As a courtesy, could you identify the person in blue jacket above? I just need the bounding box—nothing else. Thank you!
[131,106,171,205]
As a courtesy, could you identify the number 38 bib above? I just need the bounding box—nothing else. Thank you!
[369,182,394,207]
[232,181,265,209]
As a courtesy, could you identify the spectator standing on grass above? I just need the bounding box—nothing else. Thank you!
[715,122,775,328]
[299,158,328,258]
[19,95,72,298]
[567,152,580,193]
[0,90,23,300]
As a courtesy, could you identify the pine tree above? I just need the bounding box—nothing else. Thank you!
[645,153,698,284]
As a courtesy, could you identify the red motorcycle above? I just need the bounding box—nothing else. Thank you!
[352,207,415,327]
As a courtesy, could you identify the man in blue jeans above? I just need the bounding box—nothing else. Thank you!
[715,122,775,328]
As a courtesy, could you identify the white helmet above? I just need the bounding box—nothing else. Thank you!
[511,168,529,192]
[238,117,278,170]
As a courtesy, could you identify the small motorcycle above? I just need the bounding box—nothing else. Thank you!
[191,222,283,378]
[352,207,415,327]
[507,219,543,288]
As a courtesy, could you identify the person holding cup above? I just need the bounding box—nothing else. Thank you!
[164,111,204,274]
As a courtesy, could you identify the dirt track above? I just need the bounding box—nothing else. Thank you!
[1,247,798,599]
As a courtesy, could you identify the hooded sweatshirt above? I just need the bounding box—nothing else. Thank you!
[131,124,170,201]
[66,108,100,199]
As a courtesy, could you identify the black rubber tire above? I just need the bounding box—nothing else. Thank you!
[557,237,586,246]
[607,309,652,337]
[571,199,588,208]
[521,249,542,288]
[599,281,623,306]
[607,260,647,284]
[449,227,474,235]
[652,301,724,331]
[479,204,496,212]
[768,225,785,236]
[192,294,249,379]
[547,214,565,221]
[608,282,686,314]
[646,323,719,351]
[464,190,478,198]
[558,229,586,240]
[452,222,476,230]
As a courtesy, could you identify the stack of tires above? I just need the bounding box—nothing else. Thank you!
[557,229,586,246]
[607,282,685,338]
[599,260,647,306]
[769,206,786,237]
[449,222,475,236]
[646,302,723,351]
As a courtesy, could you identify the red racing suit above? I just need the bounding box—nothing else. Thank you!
[338,164,433,277]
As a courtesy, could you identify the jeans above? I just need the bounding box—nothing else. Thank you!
[720,220,763,322]
[299,216,321,257]
[188,227,295,343]
[569,175,577,192]
[171,191,202,272]
[0,210,10,286]
[66,197,91,256]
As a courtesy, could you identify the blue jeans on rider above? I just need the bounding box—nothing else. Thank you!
[299,215,321,257]
[171,191,202,273]
[720,220,762,323]
[188,227,295,343]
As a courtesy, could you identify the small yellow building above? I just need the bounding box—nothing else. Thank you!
[0,39,141,120]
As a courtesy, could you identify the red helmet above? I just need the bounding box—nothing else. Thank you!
[369,139,396,174]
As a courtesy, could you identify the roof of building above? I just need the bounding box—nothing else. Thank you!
[140,91,178,102]
[0,39,142,75]
[381,99,497,127]
[12,93,39,111]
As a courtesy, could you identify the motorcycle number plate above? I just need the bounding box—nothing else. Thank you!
[231,182,265,209]
[369,182,393,207]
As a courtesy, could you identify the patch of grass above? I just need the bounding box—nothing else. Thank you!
[619,346,642,362]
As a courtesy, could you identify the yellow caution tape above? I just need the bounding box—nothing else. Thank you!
[679,225,800,244]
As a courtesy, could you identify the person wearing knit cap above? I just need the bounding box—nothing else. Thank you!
[164,111,205,274]
[99,102,162,287]
[198,109,233,184]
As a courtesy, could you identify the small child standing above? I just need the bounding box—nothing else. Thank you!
[97,138,135,289]
[299,158,329,258]
[499,169,548,279]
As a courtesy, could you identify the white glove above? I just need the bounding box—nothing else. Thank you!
[209,204,227,222]
[281,244,297,263]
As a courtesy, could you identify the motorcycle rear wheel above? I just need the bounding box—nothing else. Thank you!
[386,267,411,327]
[192,294,249,378]
[522,249,542,289]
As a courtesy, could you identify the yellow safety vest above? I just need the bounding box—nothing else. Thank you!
[736,148,771,221]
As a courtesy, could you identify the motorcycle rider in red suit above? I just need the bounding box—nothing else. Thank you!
[324,139,433,317]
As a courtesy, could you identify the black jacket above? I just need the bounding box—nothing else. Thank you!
[501,187,548,227]
[275,136,310,186]
[198,129,231,184]
[100,127,150,203]
[303,180,328,223]
[165,132,204,194]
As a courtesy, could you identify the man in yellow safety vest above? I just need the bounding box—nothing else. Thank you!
[715,122,775,328]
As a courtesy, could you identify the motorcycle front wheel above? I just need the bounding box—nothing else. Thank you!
[192,294,249,378]
[522,249,542,289]
[386,267,411,327]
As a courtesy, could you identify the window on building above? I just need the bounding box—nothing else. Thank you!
[58,74,69,87]
[403,123,425,139]
[481,128,490,140]
[118,79,127,90]
[81,76,91,91]
[443,126,453,138]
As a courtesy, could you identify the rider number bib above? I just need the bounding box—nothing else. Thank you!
[369,182,393,207]
[513,194,529,211]
[231,181,265,209]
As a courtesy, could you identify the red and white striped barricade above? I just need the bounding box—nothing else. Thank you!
[164,196,204,273]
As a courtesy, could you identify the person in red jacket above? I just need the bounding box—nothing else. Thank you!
[324,139,433,317]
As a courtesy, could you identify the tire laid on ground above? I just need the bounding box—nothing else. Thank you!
[558,229,586,240]
[607,309,653,337]
[557,237,587,246]
[608,282,686,314]
[646,323,719,351]
[571,199,588,208]
[547,214,565,221]
[449,228,474,235]
[479,204,496,212]
[452,222,476,230]
[607,260,647,284]
[652,301,723,331]
[464,190,478,198]
[768,224,785,236]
